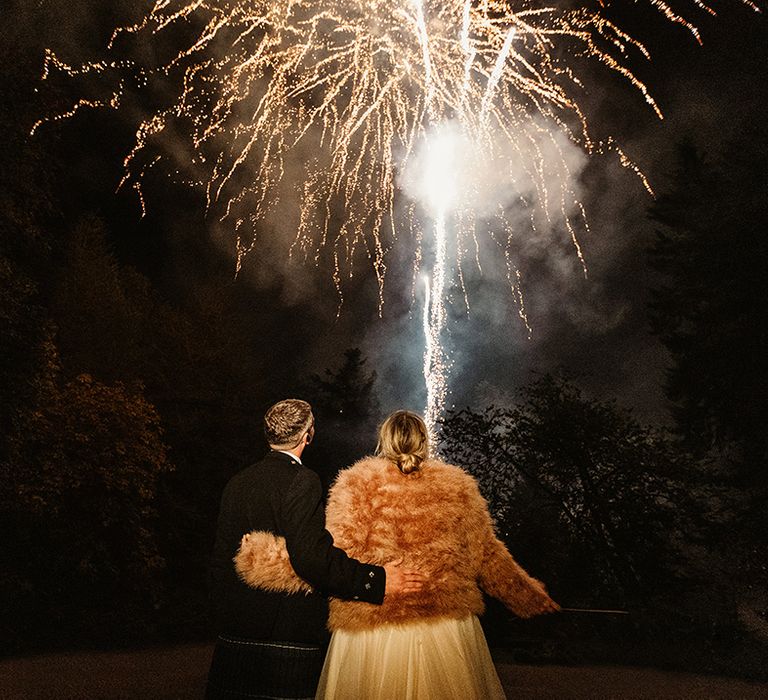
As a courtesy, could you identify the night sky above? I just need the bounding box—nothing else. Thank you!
[12,0,768,426]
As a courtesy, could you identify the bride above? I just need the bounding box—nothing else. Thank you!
[236,410,559,699]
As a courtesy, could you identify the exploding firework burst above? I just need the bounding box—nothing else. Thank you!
[34,0,759,436]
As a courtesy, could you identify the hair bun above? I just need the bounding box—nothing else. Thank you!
[397,453,422,474]
[377,410,429,475]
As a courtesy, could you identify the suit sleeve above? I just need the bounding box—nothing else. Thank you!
[281,467,385,604]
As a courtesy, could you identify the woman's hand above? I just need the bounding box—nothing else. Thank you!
[519,580,561,617]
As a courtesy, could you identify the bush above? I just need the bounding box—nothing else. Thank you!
[1,372,172,652]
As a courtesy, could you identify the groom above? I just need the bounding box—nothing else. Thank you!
[206,398,424,699]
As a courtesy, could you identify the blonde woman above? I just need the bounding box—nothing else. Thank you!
[236,410,558,699]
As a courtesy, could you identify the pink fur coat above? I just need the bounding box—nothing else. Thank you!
[235,457,552,631]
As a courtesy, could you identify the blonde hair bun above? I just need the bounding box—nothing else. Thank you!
[376,410,429,474]
[397,453,421,475]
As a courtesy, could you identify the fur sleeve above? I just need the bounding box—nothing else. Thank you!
[466,477,555,618]
[234,530,313,596]
[478,531,554,618]
[324,461,377,560]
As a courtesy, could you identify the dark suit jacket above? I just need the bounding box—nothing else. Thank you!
[209,451,385,644]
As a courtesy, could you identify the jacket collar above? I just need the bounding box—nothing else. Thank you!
[268,449,302,467]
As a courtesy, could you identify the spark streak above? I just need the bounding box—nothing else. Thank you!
[423,214,449,439]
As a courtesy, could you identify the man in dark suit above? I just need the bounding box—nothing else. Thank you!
[206,398,424,699]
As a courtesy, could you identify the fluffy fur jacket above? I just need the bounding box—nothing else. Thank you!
[235,457,551,632]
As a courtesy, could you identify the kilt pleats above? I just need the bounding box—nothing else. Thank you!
[206,635,325,700]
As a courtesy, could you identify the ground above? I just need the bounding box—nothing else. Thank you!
[2,643,766,699]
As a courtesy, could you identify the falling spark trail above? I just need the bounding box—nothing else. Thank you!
[481,27,516,122]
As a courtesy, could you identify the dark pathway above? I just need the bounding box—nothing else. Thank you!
[2,643,766,699]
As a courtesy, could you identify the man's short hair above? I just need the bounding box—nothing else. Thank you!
[264,399,313,449]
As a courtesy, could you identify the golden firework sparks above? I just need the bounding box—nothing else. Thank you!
[34,0,759,434]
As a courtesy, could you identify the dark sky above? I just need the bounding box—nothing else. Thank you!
[14,0,767,426]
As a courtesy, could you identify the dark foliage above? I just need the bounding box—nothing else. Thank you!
[0,371,172,649]
[648,135,768,474]
[441,376,768,679]
[304,348,379,486]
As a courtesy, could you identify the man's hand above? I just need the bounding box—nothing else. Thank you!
[383,558,426,597]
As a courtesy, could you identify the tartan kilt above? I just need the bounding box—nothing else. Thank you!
[205,635,326,700]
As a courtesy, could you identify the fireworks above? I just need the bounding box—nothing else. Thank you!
[34,0,758,436]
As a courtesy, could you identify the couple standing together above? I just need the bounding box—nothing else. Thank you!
[207,399,558,699]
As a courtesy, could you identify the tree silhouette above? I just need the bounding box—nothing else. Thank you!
[441,375,686,605]
[648,136,768,475]
[305,348,379,484]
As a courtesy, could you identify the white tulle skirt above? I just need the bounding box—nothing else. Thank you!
[315,615,506,700]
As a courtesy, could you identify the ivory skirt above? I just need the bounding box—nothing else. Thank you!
[315,615,505,700]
